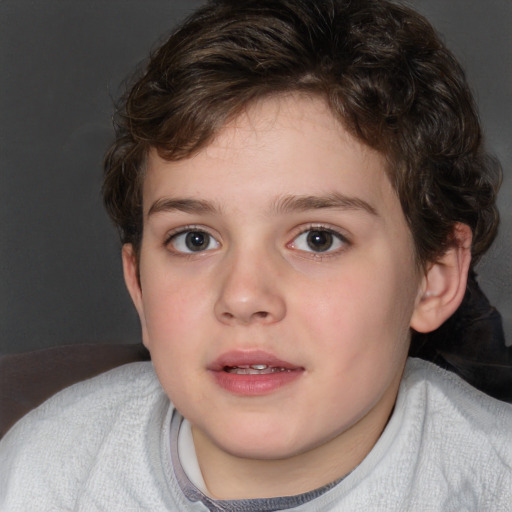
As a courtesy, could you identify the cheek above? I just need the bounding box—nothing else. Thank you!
[138,271,208,359]
[138,248,221,324]
[140,281,213,405]
[295,256,417,353]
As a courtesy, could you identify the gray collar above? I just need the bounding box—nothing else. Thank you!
[169,410,342,512]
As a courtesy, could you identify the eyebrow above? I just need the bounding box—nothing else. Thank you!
[147,192,378,218]
[147,198,220,217]
[271,193,378,216]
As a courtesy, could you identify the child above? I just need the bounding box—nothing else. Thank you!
[1,0,511,509]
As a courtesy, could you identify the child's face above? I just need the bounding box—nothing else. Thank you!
[125,95,424,469]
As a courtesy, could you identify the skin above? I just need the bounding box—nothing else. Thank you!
[123,94,469,499]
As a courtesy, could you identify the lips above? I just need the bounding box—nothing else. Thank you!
[209,350,304,395]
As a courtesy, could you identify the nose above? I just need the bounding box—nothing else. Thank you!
[214,249,286,326]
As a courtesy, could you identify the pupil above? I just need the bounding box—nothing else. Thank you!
[307,230,332,252]
[185,231,209,251]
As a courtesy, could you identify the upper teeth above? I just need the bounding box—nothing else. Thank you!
[225,364,291,374]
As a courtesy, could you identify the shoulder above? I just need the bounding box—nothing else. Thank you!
[400,358,512,498]
[0,362,172,509]
[319,358,512,510]
[5,361,163,433]
[403,357,512,428]
[1,360,165,448]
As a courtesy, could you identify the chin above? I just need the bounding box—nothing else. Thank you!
[222,438,301,461]
[209,420,317,461]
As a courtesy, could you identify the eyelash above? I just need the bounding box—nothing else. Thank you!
[163,224,351,258]
[164,225,220,256]
[287,225,350,259]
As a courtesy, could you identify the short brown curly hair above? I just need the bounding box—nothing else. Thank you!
[103,0,501,268]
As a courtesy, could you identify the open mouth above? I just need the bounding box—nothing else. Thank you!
[211,352,304,394]
[223,364,294,375]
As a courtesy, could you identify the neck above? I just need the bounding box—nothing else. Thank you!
[191,386,398,500]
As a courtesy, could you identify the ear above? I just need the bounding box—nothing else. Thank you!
[410,223,472,333]
[122,244,149,347]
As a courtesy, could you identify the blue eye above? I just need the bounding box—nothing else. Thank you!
[291,229,346,253]
[169,230,220,253]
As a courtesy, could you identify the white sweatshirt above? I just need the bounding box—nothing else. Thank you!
[1,358,511,511]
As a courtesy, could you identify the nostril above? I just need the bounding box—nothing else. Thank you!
[221,310,269,322]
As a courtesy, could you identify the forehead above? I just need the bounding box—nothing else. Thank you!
[142,94,401,221]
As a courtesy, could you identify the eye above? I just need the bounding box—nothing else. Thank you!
[167,230,220,254]
[290,228,347,254]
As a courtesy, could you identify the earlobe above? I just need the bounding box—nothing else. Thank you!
[122,244,151,348]
[122,244,145,323]
[410,223,472,333]
[122,244,147,340]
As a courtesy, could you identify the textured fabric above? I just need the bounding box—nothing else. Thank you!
[1,358,511,511]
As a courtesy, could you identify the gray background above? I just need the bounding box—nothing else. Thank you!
[1,0,511,355]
